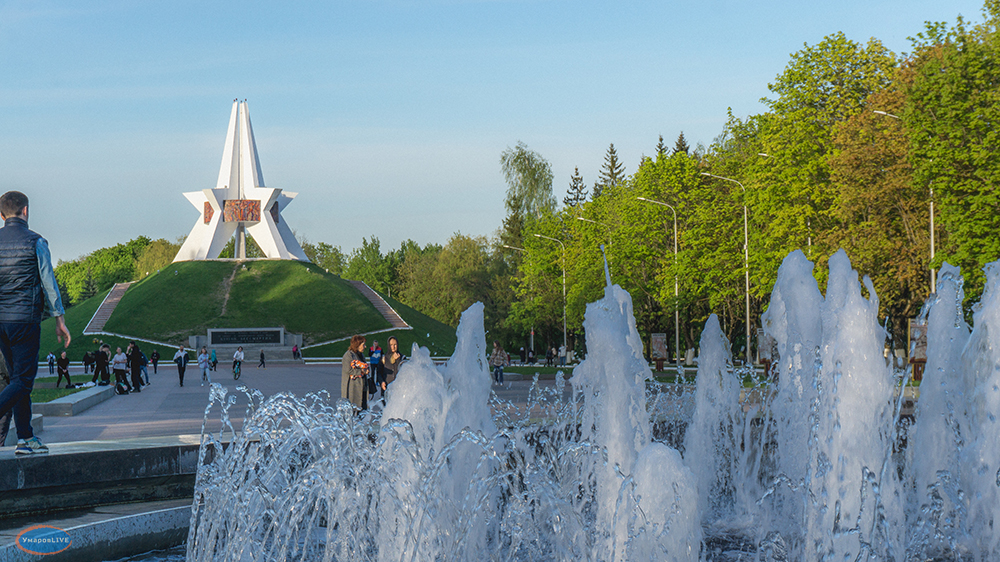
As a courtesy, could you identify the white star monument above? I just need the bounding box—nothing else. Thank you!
[173,100,310,262]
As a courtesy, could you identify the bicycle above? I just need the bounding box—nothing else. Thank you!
[233,360,242,380]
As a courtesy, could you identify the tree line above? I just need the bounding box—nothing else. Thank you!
[55,3,998,359]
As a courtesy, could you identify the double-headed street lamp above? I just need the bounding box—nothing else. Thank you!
[700,172,752,364]
[533,234,567,350]
[873,109,937,294]
[637,197,680,366]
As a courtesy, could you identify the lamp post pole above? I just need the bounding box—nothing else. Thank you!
[700,173,752,364]
[503,244,534,352]
[533,234,567,351]
[637,197,680,366]
[874,110,936,294]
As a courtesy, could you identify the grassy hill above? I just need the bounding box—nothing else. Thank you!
[39,290,179,363]
[40,259,460,361]
[103,260,389,344]
[301,291,458,358]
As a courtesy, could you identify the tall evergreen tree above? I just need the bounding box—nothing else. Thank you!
[656,135,667,159]
[564,167,589,207]
[673,132,690,155]
[598,143,625,190]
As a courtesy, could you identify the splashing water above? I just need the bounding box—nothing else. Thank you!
[187,250,1000,561]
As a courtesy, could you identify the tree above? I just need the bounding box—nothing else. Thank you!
[500,142,556,218]
[656,135,667,159]
[598,143,625,189]
[904,7,1000,304]
[344,237,393,294]
[564,167,589,207]
[134,238,182,280]
[673,132,690,155]
[301,240,347,276]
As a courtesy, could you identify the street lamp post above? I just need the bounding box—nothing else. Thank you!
[637,197,680,367]
[533,234,567,351]
[874,109,936,294]
[700,173,752,364]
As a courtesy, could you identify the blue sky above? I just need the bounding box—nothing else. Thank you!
[0,0,986,263]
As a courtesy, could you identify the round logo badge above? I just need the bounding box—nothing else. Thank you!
[16,525,72,555]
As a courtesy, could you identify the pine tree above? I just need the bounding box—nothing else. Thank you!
[598,143,625,188]
[656,135,667,159]
[563,167,589,207]
[673,132,690,155]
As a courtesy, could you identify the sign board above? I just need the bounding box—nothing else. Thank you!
[209,328,283,346]
[650,333,668,360]
[908,319,927,362]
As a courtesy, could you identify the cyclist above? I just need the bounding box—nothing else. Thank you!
[232,346,244,380]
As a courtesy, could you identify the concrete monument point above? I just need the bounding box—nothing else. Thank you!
[174,100,309,262]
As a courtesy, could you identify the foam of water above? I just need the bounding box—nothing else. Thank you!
[186,250,1000,562]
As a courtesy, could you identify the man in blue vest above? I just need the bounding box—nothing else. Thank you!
[0,191,71,455]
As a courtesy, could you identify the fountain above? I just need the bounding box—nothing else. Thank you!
[184,250,1000,561]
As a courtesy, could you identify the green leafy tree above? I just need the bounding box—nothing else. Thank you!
[905,5,1000,304]
[500,142,556,218]
[134,238,182,280]
[301,240,347,276]
[344,237,393,294]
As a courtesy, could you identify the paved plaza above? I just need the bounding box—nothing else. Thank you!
[35,363,573,445]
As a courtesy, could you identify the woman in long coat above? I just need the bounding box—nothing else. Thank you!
[341,335,369,411]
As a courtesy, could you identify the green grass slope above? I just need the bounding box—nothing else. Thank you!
[302,291,458,358]
[99,260,389,346]
[39,290,178,363]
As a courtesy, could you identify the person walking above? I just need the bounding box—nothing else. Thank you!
[46,351,56,376]
[139,349,150,385]
[380,336,403,398]
[489,341,508,384]
[258,349,265,369]
[341,335,369,412]
[210,349,217,371]
[56,351,71,388]
[198,347,212,386]
[173,345,190,387]
[292,344,299,360]
[0,191,71,455]
[558,344,567,366]
[150,349,160,374]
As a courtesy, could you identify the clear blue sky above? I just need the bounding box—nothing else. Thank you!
[0,0,986,264]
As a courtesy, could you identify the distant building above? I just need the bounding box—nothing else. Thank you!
[174,100,309,262]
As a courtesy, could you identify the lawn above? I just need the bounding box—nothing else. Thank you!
[302,291,458,358]
[101,260,389,345]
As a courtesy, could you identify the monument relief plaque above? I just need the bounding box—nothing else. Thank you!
[209,328,284,346]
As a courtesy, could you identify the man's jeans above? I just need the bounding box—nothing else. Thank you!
[0,323,40,440]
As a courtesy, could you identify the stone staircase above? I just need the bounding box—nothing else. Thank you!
[348,281,410,329]
[83,282,133,334]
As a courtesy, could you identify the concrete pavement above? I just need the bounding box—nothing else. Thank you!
[37,363,574,445]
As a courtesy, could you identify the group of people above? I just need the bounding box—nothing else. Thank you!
[341,336,404,412]
[172,345,258,386]
[514,345,568,367]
